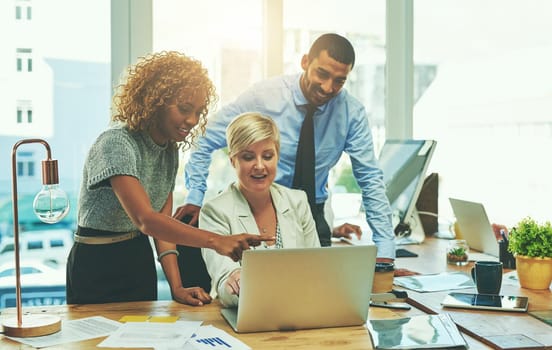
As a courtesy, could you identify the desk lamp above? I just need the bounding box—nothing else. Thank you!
[2,139,69,337]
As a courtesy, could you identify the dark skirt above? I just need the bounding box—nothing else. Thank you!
[66,227,157,304]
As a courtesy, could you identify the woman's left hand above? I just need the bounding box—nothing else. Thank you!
[172,286,212,306]
[225,269,242,296]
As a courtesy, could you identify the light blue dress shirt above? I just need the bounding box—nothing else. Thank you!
[185,73,395,258]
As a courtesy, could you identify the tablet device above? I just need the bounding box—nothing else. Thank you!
[441,292,528,312]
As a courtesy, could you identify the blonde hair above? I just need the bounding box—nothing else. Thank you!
[226,112,280,159]
[112,51,217,149]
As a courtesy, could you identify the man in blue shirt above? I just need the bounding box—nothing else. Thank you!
[176,33,396,262]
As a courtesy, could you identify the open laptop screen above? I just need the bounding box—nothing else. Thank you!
[222,245,377,333]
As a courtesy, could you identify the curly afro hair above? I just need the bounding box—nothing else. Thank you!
[112,51,217,149]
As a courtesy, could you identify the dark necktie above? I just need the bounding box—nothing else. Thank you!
[292,105,316,212]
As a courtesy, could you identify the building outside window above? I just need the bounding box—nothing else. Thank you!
[0,0,111,307]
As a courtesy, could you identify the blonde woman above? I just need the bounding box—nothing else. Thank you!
[66,52,271,305]
[201,112,320,307]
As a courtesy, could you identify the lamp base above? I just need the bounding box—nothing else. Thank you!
[2,314,61,337]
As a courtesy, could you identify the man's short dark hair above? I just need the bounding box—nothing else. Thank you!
[308,33,355,69]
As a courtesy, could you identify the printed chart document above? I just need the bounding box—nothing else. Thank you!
[367,314,468,349]
[98,320,201,348]
[394,271,475,292]
[7,316,122,348]
[158,325,251,350]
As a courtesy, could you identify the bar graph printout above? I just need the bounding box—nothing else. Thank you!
[157,325,251,350]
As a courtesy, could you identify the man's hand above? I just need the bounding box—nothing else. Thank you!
[225,269,241,296]
[171,286,212,306]
[394,268,419,276]
[212,234,275,261]
[173,204,201,225]
[491,223,509,241]
[332,223,362,239]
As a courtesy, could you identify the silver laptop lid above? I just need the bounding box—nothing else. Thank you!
[449,198,499,257]
[231,245,376,333]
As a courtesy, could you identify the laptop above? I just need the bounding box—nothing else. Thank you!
[221,245,377,333]
[449,198,499,257]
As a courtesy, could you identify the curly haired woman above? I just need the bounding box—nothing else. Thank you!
[66,51,272,305]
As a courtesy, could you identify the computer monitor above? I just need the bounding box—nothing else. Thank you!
[378,139,436,240]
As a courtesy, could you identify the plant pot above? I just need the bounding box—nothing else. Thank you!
[515,255,552,290]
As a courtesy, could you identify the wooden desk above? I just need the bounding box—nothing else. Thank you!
[394,237,552,349]
[1,237,549,349]
[0,299,425,349]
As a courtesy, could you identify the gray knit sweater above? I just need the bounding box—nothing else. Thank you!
[78,127,179,232]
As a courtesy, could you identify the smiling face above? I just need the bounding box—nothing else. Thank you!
[232,139,278,196]
[300,50,352,106]
[149,91,207,145]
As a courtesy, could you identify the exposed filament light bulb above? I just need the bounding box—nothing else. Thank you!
[32,158,69,224]
[33,184,69,223]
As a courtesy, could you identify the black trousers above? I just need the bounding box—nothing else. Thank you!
[177,215,211,293]
[313,202,332,247]
[66,227,157,304]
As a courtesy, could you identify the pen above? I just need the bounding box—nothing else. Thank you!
[370,301,411,310]
[499,229,508,243]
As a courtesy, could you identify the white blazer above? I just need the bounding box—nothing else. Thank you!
[200,182,320,306]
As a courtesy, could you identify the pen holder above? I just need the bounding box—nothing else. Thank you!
[499,240,516,269]
[372,262,394,293]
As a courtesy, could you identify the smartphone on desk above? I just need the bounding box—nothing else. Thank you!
[441,292,529,312]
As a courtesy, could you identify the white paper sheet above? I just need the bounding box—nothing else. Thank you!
[7,316,122,348]
[97,320,201,348]
[394,271,475,292]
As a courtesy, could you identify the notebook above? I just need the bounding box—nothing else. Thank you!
[449,198,499,257]
[221,245,377,333]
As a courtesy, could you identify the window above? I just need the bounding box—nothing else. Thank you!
[413,0,552,226]
[0,268,16,277]
[153,0,263,206]
[16,48,32,72]
[16,160,35,177]
[17,161,25,176]
[15,0,31,21]
[1,1,111,306]
[283,1,387,199]
[27,240,44,250]
[20,267,41,274]
[50,239,65,248]
[0,244,14,255]
[15,151,35,177]
[16,100,32,124]
[27,161,35,177]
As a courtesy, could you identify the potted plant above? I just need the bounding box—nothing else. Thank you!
[446,240,469,266]
[508,217,552,289]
